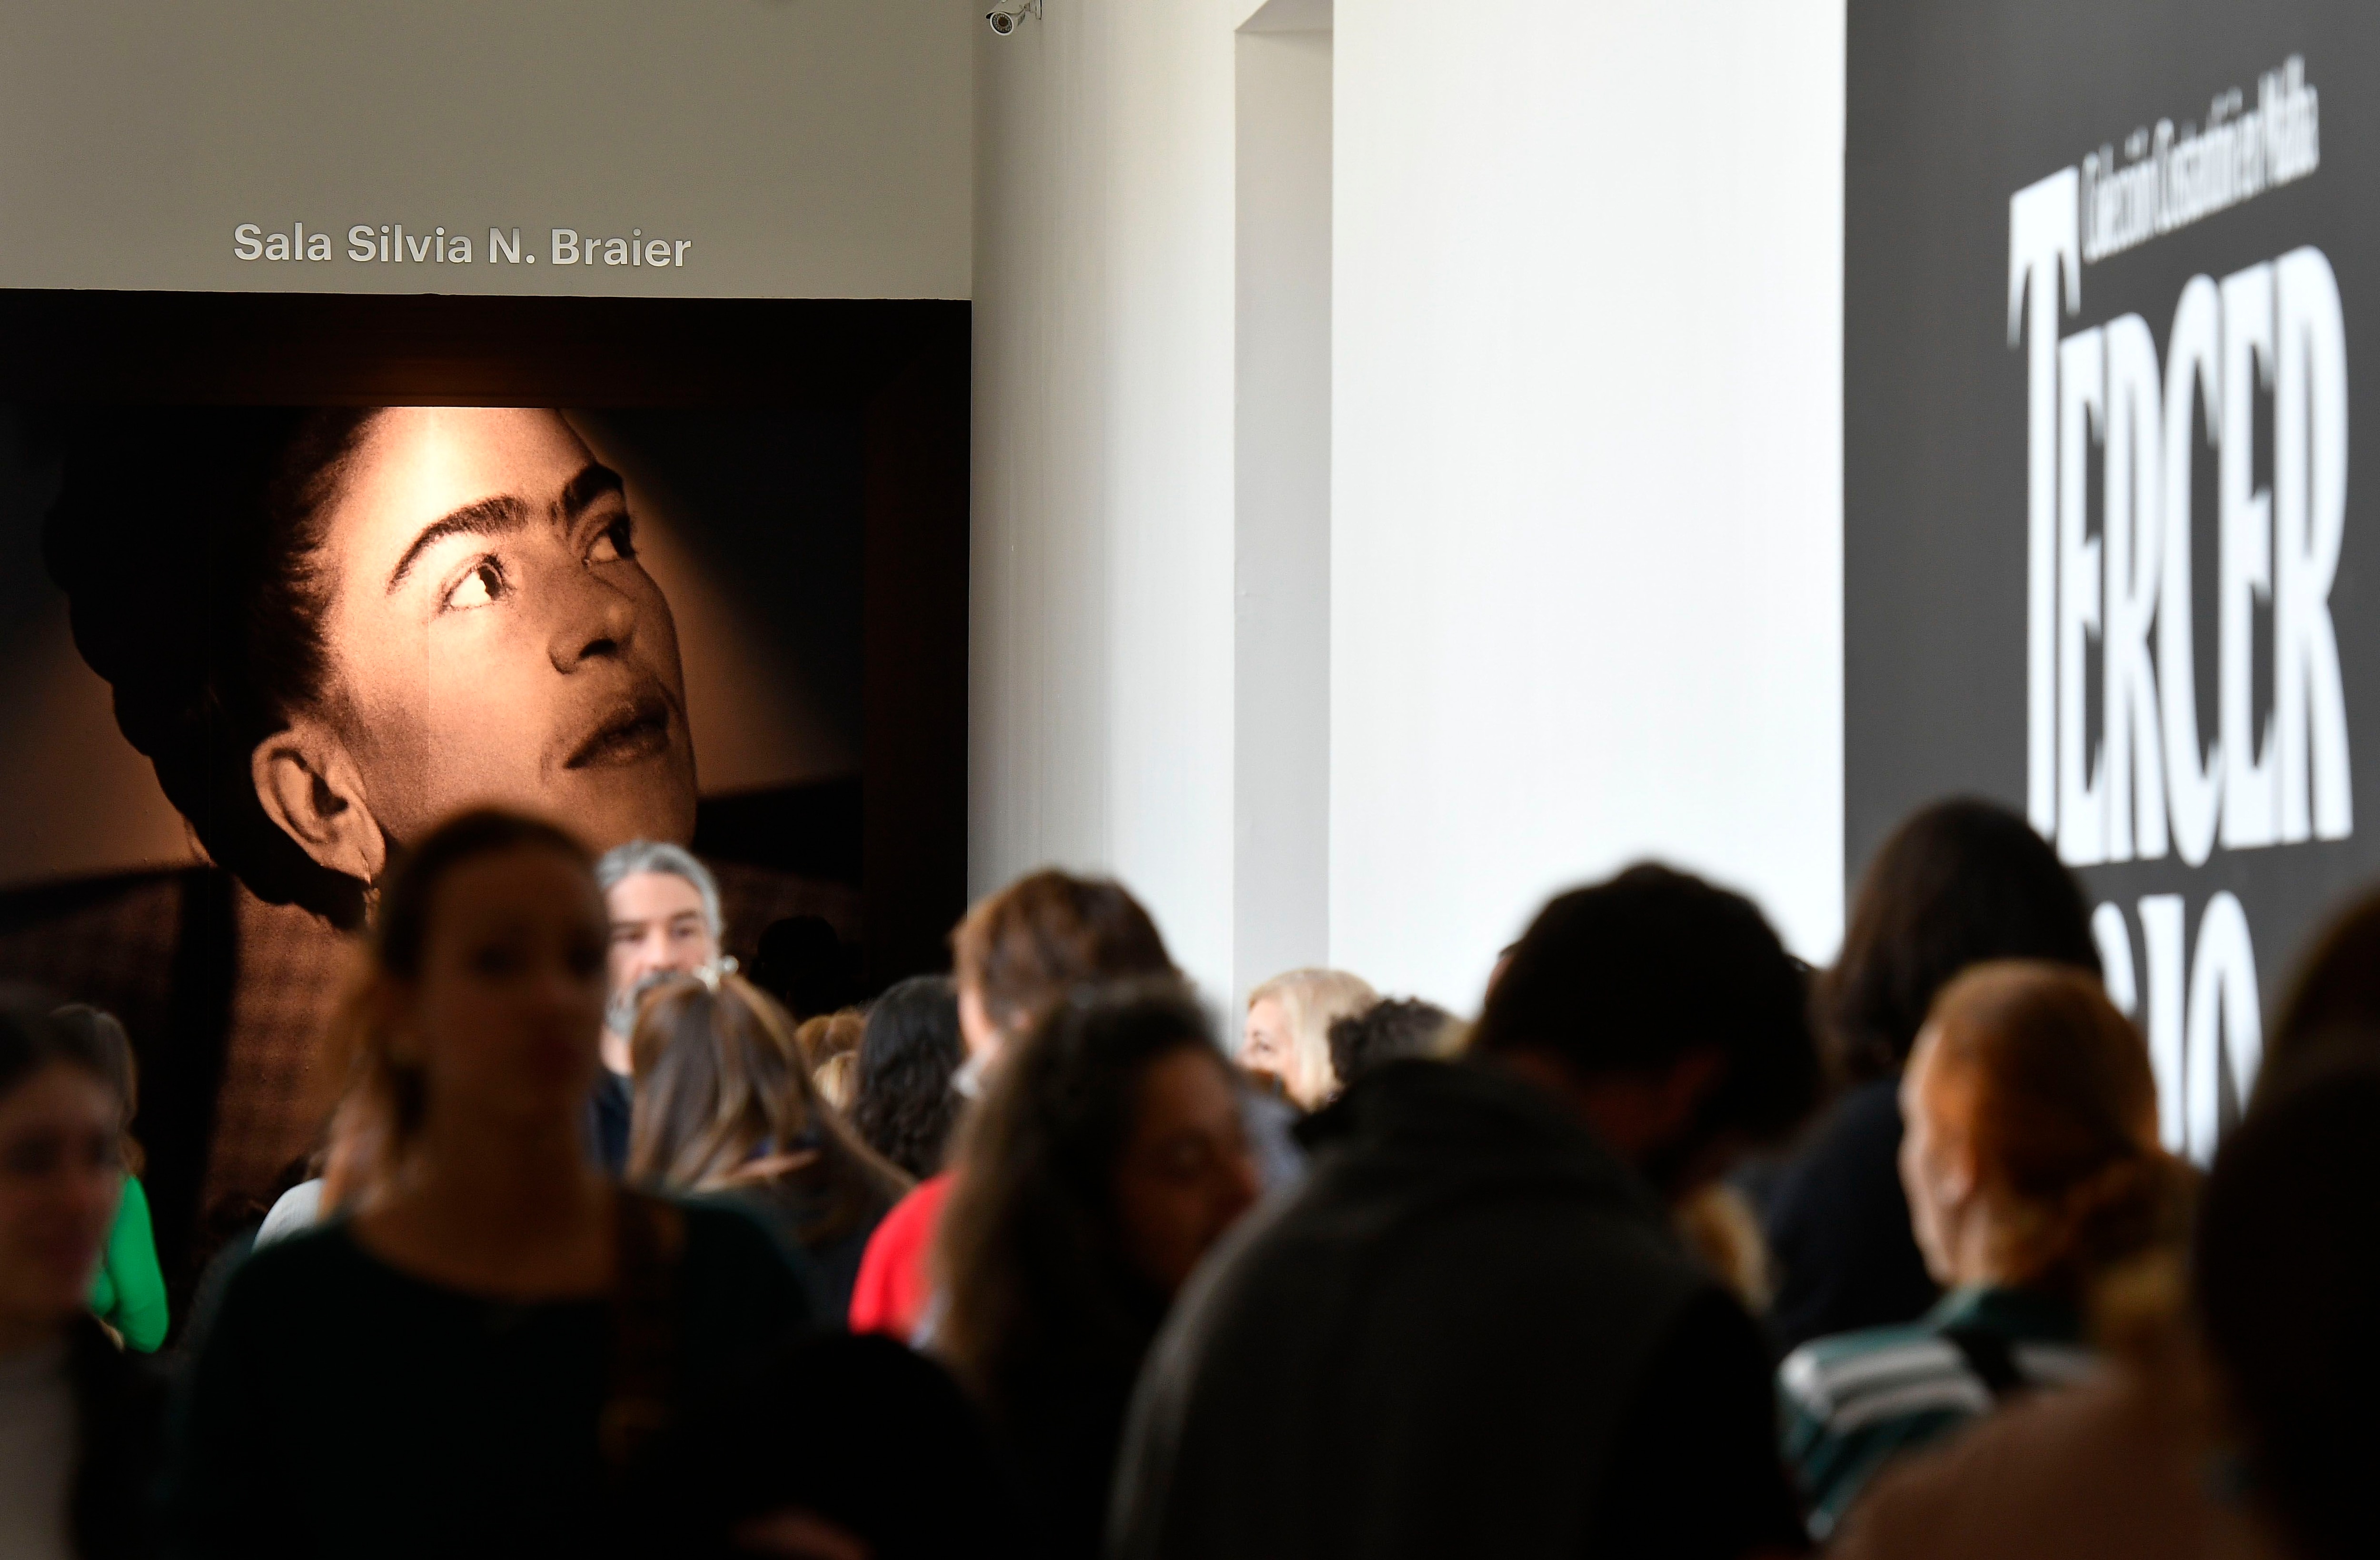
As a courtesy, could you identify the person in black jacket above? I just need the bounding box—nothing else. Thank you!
[0,997,167,1560]
[1110,864,1821,1560]
[1764,799,2101,1352]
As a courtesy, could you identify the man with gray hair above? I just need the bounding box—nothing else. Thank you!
[589,839,730,1171]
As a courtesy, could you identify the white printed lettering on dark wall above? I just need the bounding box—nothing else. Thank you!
[230,224,693,267]
[2008,60,2342,1163]
[2081,57,2320,263]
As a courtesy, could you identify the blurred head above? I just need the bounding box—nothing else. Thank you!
[1326,997,1456,1091]
[0,1002,125,1347]
[812,1052,857,1112]
[1241,969,1378,1109]
[598,840,724,1031]
[627,972,819,1188]
[937,982,1258,1417]
[1899,961,2188,1298]
[321,809,607,1207]
[851,976,966,1180]
[51,1004,143,1177]
[627,972,904,1246]
[794,1010,865,1070]
[2197,1055,2380,1560]
[2261,887,2380,1103]
[948,870,1175,1066]
[1824,799,2100,1081]
[1472,864,1818,1197]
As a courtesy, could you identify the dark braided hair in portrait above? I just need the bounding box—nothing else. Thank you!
[43,408,380,926]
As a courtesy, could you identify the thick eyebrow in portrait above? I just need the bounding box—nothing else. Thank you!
[555,462,626,523]
[385,494,531,594]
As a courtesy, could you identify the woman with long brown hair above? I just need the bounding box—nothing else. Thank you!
[626,971,910,1317]
[848,869,1177,1339]
[170,810,817,1558]
[1778,960,2192,1536]
[935,981,1260,1560]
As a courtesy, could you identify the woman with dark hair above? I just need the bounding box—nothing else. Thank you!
[1779,962,2190,1534]
[848,869,1178,1339]
[850,974,966,1179]
[627,971,910,1318]
[49,1007,168,1354]
[935,981,1260,1560]
[0,998,166,1560]
[1766,798,2101,1350]
[1324,996,1455,1090]
[170,809,816,1558]
[45,407,697,928]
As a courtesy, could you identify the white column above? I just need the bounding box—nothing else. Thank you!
[1234,5,1335,1004]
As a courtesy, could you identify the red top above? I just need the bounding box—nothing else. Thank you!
[847,1171,954,1339]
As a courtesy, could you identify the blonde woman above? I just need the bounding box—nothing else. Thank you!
[1240,969,1377,1109]
[812,1050,858,1110]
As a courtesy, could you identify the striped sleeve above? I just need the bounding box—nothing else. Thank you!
[1778,1333,1989,1537]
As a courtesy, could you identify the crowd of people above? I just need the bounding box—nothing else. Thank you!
[2,795,2376,1557]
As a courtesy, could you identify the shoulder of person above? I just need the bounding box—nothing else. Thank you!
[1828,1371,2240,1560]
[1778,1322,1975,1426]
[188,1219,370,1362]
[253,1177,327,1248]
[878,1171,953,1232]
[67,1311,166,1402]
[664,1193,824,1288]
[1768,1078,1905,1208]
[666,1190,794,1254]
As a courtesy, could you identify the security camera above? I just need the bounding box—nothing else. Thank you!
[987,0,1040,35]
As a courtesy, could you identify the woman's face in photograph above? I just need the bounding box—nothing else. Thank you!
[306,408,696,855]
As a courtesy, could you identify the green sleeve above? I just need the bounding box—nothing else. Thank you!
[97,1176,170,1352]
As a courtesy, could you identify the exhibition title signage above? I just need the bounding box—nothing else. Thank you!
[2080,58,2320,262]
[1847,10,2380,1164]
[2009,57,2329,1161]
[231,224,695,270]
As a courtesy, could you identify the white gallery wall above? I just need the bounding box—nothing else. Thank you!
[1329,0,1849,1003]
[977,0,1849,1010]
[971,0,1245,999]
